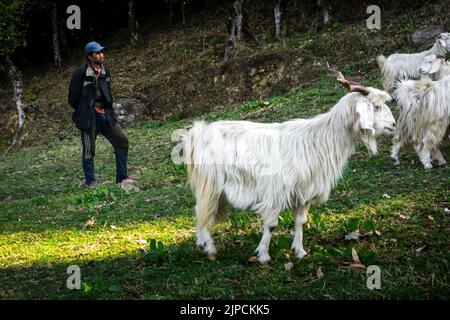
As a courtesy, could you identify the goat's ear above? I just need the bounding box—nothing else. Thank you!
[355,101,375,135]
[437,36,447,48]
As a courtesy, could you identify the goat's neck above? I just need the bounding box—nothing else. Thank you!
[290,105,357,182]
[429,43,448,57]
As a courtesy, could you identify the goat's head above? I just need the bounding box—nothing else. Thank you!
[419,54,448,76]
[335,72,396,154]
[437,33,450,52]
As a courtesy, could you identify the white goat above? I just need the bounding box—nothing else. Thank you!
[376,33,450,93]
[419,54,450,80]
[183,73,395,264]
[391,75,450,169]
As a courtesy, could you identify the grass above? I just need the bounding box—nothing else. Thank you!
[0,72,449,300]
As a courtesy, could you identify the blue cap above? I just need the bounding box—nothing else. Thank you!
[84,41,105,55]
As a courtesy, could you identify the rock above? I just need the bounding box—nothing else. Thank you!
[113,98,147,127]
[367,35,383,47]
[411,26,445,45]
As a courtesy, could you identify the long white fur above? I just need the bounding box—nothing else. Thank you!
[376,33,450,93]
[392,75,450,169]
[183,88,395,264]
[419,54,450,80]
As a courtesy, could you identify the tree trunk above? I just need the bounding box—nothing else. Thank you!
[51,2,62,67]
[3,55,29,151]
[317,0,331,27]
[4,56,26,129]
[224,0,243,62]
[128,0,139,44]
[274,0,284,41]
[181,1,186,25]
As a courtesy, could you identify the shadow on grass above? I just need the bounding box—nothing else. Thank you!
[0,222,449,300]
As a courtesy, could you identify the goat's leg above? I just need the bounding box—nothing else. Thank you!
[415,145,432,169]
[431,148,447,166]
[195,198,219,261]
[255,209,279,265]
[291,203,310,260]
[390,138,401,165]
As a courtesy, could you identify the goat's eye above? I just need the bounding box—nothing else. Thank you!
[374,105,382,112]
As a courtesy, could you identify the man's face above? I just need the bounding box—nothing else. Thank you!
[89,51,104,64]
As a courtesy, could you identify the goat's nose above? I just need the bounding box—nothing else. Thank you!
[392,122,396,128]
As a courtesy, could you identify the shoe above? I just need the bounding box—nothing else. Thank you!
[82,180,98,188]
[127,174,140,181]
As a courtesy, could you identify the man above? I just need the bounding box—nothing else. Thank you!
[68,41,137,189]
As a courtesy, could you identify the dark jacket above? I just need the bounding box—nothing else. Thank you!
[68,62,117,131]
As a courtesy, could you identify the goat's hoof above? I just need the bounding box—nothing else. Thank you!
[437,161,447,167]
[257,253,271,265]
[295,249,308,260]
[207,254,217,262]
[423,164,433,170]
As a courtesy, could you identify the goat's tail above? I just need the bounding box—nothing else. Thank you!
[183,121,206,184]
[183,121,228,229]
[376,55,386,70]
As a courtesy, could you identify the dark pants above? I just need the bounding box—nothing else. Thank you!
[81,113,129,184]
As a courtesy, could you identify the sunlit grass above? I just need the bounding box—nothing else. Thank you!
[0,73,449,299]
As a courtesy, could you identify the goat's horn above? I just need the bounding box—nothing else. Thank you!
[335,71,370,96]
[348,84,370,96]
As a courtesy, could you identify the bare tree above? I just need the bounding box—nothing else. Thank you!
[128,0,139,44]
[317,0,332,27]
[3,55,29,151]
[223,0,258,62]
[274,0,285,41]
[51,1,62,67]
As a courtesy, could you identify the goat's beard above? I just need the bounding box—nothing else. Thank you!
[360,133,378,155]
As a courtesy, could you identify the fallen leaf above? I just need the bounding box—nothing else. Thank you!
[85,220,95,228]
[110,225,117,229]
[345,231,361,241]
[375,230,381,236]
[399,214,410,220]
[317,267,324,278]
[444,208,449,213]
[284,262,294,271]
[416,245,427,252]
[427,215,435,222]
[382,193,391,199]
[351,247,361,264]
[248,256,258,262]
[136,239,147,245]
[349,263,366,269]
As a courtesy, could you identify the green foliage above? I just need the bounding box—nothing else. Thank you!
[72,186,125,213]
[343,217,360,232]
[241,99,263,112]
[145,239,190,263]
[332,21,342,29]
[146,239,168,263]
[0,0,28,56]
[140,120,165,129]
[311,212,326,232]
[26,90,37,103]
[82,277,123,296]
[362,219,376,232]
